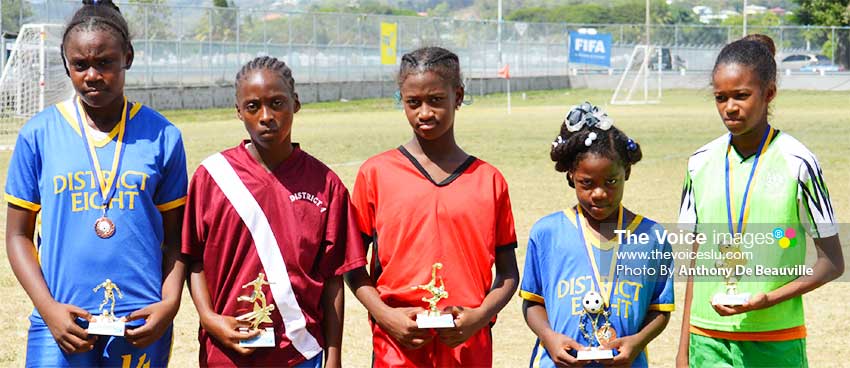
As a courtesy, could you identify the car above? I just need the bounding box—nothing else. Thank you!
[800,62,844,72]
[779,53,830,70]
[648,48,687,71]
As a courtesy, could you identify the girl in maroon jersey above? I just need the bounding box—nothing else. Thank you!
[182,56,365,368]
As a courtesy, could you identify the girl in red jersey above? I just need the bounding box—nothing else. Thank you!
[182,56,366,368]
[347,46,520,367]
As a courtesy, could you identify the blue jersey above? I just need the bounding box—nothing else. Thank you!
[520,210,674,368]
[5,98,187,322]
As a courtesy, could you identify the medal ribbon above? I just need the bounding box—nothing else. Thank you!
[575,204,624,307]
[74,96,129,215]
[725,125,774,236]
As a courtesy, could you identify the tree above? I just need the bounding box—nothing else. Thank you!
[722,12,783,27]
[312,0,419,16]
[792,0,850,67]
[504,0,695,25]
[193,0,238,42]
[792,0,849,26]
[428,2,452,17]
[127,0,174,40]
[1,0,32,33]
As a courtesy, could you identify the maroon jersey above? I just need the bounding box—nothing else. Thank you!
[182,141,366,367]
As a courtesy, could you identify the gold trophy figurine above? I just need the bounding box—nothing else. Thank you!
[712,243,751,306]
[412,263,455,328]
[236,273,276,347]
[94,279,123,319]
[87,279,126,336]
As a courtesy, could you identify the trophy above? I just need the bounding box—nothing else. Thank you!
[712,243,750,306]
[576,291,615,361]
[412,263,455,328]
[235,273,276,347]
[87,279,126,336]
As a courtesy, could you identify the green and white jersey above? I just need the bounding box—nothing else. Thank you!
[678,130,836,333]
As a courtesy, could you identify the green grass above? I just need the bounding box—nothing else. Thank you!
[1,89,848,366]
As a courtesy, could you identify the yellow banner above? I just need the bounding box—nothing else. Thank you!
[380,22,397,65]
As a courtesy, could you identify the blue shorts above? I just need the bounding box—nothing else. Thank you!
[26,319,172,368]
[295,352,323,368]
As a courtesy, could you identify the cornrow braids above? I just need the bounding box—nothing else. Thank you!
[713,34,777,89]
[398,46,464,89]
[235,56,296,95]
[62,0,131,53]
[550,104,642,187]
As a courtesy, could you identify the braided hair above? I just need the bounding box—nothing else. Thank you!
[550,102,642,187]
[398,47,464,89]
[62,0,132,54]
[235,56,296,96]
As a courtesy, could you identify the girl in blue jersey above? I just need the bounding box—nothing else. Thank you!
[520,102,674,367]
[5,1,187,366]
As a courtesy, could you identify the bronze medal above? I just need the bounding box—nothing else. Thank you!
[595,325,616,346]
[75,97,129,241]
[94,217,115,239]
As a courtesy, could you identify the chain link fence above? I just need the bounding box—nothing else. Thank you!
[4,1,850,87]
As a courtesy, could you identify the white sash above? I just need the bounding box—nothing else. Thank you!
[202,153,322,359]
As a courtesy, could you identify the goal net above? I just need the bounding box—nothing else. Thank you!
[0,24,74,149]
[610,44,662,105]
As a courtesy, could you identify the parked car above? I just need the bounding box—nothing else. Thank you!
[648,48,687,71]
[779,53,830,70]
[800,62,844,72]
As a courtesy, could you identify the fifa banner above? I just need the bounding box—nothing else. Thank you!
[380,22,398,65]
[568,31,612,67]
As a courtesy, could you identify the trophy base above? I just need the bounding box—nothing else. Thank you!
[576,347,614,361]
[416,312,455,329]
[87,315,125,336]
[239,327,275,347]
[712,292,751,306]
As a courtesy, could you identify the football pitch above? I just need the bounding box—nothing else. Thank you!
[0,88,848,366]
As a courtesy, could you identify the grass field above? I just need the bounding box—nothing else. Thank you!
[0,88,848,367]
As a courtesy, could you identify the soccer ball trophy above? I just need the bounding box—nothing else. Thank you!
[576,291,616,361]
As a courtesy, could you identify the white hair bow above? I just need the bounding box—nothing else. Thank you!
[565,101,614,133]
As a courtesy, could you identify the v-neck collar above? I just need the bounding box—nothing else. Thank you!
[239,140,303,176]
[56,98,143,148]
[397,146,477,187]
[729,128,780,163]
[564,208,644,250]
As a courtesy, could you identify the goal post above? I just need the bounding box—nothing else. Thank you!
[610,44,662,105]
[0,24,74,149]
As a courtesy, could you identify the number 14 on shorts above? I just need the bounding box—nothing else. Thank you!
[121,353,151,368]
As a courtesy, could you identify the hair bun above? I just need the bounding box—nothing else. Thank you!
[83,0,120,12]
[743,34,776,57]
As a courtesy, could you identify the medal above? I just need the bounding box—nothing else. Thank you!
[575,205,626,348]
[712,126,773,306]
[576,205,625,308]
[595,324,616,345]
[94,216,116,239]
[725,125,774,236]
[74,97,129,238]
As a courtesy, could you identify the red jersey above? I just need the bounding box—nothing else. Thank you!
[352,147,517,310]
[182,142,366,367]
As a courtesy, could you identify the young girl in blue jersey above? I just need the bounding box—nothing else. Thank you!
[520,102,674,367]
[5,1,186,366]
